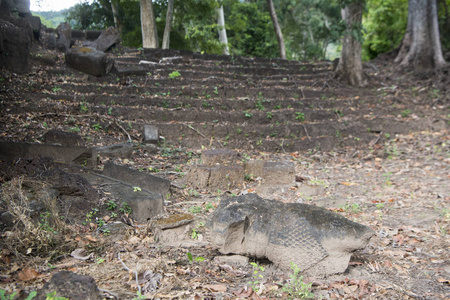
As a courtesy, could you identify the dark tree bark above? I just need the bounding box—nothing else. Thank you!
[140,0,158,48]
[395,0,446,69]
[335,1,366,86]
[162,0,174,49]
[267,0,286,59]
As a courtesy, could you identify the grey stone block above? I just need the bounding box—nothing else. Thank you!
[201,149,238,165]
[96,143,133,158]
[244,160,295,184]
[142,125,159,143]
[102,162,170,196]
[0,141,97,167]
[186,165,244,190]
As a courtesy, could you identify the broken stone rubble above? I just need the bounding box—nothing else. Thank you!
[207,193,375,277]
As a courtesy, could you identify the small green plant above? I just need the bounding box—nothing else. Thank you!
[213,86,219,95]
[244,111,253,118]
[107,107,112,115]
[85,208,99,223]
[45,291,69,300]
[168,71,181,79]
[281,262,314,299]
[204,202,215,212]
[237,128,242,134]
[244,174,255,182]
[106,200,117,210]
[266,112,273,119]
[401,109,412,118]
[334,109,343,117]
[148,167,159,173]
[187,252,205,263]
[383,172,393,186]
[376,203,385,209]
[256,100,265,111]
[295,112,305,122]
[92,123,102,131]
[341,203,362,213]
[96,257,106,264]
[52,86,62,92]
[189,205,202,214]
[68,126,80,133]
[249,262,265,291]
[120,202,132,214]
[133,186,142,192]
[79,101,88,112]
[132,291,146,300]
[39,212,57,234]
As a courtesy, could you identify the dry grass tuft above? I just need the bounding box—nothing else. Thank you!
[1,176,71,259]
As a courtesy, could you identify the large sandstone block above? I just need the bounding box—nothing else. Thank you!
[201,149,238,165]
[186,165,244,190]
[56,22,71,52]
[102,162,170,197]
[0,141,97,167]
[208,194,375,276]
[65,47,114,77]
[94,26,121,52]
[244,160,295,184]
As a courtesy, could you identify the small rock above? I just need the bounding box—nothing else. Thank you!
[43,129,85,146]
[142,125,159,143]
[96,142,133,158]
[36,271,102,300]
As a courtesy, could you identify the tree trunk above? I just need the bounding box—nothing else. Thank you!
[395,0,446,69]
[216,5,229,55]
[267,0,286,59]
[140,0,158,48]
[162,0,174,49]
[110,0,123,35]
[334,1,366,86]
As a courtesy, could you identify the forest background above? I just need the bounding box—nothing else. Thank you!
[32,0,450,63]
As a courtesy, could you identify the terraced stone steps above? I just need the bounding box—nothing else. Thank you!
[18,47,442,152]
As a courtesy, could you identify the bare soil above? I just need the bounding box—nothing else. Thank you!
[0,45,449,299]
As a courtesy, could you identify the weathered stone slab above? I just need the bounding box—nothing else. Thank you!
[186,165,244,190]
[43,129,85,146]
[65,47,114,77]
[0,22,31,73]
[102,162,170,196]
[201,149,238,165]
[36,271,101,300]
[106,183,163,222]
[244,160,295,184]
[93,26,121,52]
[113,65,148,76]
[115,64,149,75]
[56,22,71,52]
[96,142,133,158]
[208,194,375,276]
[0,141,97,167]
[142,125,159,143]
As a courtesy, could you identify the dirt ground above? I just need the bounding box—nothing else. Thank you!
[0,49,449,299]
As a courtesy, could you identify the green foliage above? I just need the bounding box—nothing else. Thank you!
[1,290,37,300]
[224,0,279,58]
[45,291,69,300]
[282,0,342,60]
[169,71,181,79]
[66,1,113,30]
[281,263,314,299]
[295,112,305,122]
[362,0,408,60]
[248,262,265,291]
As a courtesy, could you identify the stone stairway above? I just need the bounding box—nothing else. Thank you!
[17,47,445,153]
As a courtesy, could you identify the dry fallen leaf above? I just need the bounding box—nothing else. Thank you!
[341,181,358,186]
[18,268,40,281]
[203,284,227,292]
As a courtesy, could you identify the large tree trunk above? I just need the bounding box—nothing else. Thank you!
[162,0,174,49]
[110,0,123,35]
[395,0,446,69]
[335,1,366,86]
[267,0,286,59]
[140,0,158,48]
[216,5,229,55]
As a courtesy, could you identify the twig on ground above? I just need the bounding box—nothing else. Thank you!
[302,125,311,140]
[113,119,132,143]
[118,252,141,294]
